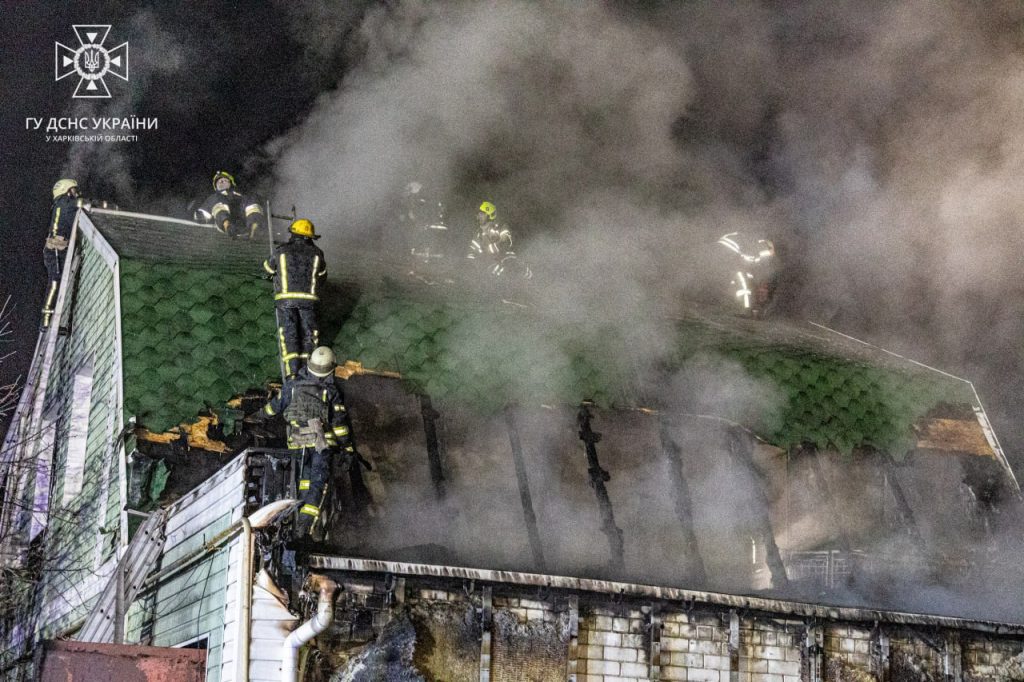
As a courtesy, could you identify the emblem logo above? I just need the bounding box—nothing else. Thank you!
[55,25,128,99]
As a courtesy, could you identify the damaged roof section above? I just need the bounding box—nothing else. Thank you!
[89,209,994,460]
[329,289,983,458]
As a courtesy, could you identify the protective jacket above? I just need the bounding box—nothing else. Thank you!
[263,236,328,305]
[468,219,512,259]
[263,368,358,529]
[263,368,353,451]
[196,189,264,238]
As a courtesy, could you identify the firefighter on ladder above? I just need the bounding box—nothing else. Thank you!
[262,347,359,538]
[263,218,327,378]
[41,179,89,328]
[195,170,265,239]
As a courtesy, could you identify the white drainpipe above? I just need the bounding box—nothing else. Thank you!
[282,575,338,682]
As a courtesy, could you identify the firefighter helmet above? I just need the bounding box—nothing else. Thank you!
[479,201,497,220]
[52,179,78,199]
[212,171,236,189]
[289,218,319,239]
[307,346,336,377]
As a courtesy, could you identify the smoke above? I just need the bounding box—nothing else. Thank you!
[61,8,187,205]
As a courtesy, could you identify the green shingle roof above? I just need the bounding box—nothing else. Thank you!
[120,260,279,432]
[92,211,977,454]
[328,291,974,455]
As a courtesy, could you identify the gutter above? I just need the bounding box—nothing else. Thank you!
[237,517,253,682]
[306,554,1024,636]
[282,575,337,682]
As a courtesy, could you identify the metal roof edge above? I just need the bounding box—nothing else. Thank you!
[88,207,206,228]
[306,554,1024,635]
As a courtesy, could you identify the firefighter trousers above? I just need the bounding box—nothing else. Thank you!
[276,303,319,377]
[42,248,64,327]
[295,446,332,532]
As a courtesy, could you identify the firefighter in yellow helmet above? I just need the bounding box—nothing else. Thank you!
[467,200,531,278]
[195,171,265,239]
[263,219,328,377]
[41,179,89,328]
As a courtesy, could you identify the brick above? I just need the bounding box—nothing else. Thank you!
[525,609,544,622]
[593,615,615,631]
[763,632,777,645]
[749,675,783,682]
[691,639,722,655]
[584,631,622,647]
[669,652,703,668]
[620,633,644,648]
[740,658,768,673]
[664,612,690,624]
[686,669,722,682]
[518,598,545,610]
[697,626,715,640]
[704,654,730,670]
[853,640,869,654]
[604,646,638,662]
[749,645,785,660]
[661,665,687,681]
[582,660,619,676]
[613,618,631,633]
[620,662,649,677]
[767,660,800,676]
[661,637,689,652]
[580,644,604,659]
[578,675,605,682]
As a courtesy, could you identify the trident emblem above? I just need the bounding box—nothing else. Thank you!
[55,25,128,99]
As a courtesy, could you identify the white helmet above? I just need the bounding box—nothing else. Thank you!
[307,346,336,377]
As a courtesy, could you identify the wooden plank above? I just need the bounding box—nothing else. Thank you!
[913,418,996,457]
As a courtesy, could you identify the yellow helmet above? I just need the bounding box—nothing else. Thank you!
[52,178,78,199]
[479,201,497,220]
[212,170,236,189]
[289,218,319,239]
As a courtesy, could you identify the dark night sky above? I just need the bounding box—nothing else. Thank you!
[3,1,1024,483]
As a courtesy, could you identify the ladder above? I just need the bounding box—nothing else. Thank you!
[78,508,168,643]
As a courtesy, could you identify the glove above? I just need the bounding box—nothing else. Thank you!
[45,236,69,251]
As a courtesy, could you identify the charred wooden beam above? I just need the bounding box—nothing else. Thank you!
[658,418,707,585]
[726,428,789,589]
[647,604,662,680]
[504,405,547,571]
[728,610,740,682]
[418,394,446,499]
[577,403,625,572]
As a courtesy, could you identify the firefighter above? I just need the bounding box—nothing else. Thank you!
[400,180,448,262]
[262,346,358,537]
[263,218,327,378]
[467,200,531,278]
[41,179,88,328]
[195,170,265,239]
[716,232,778,316]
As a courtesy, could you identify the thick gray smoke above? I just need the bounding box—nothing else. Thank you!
[261,0,1024,619]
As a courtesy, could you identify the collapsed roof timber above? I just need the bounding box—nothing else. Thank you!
[1,208,1023,680]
